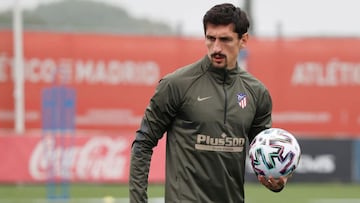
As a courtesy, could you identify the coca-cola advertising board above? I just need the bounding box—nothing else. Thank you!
[355,140,360,182]
[1,31,360,136]
[0,133,165,183]
[1,134,359,183]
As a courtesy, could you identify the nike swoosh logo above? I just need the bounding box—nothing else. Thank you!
[197,96,212,101]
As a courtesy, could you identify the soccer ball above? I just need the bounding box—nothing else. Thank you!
[249,128,301,179]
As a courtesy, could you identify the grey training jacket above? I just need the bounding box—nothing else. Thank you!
[129,55,272,203]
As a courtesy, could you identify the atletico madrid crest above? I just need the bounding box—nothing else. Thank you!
[237,93,247,109]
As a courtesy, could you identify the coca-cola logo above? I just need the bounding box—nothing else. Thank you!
[29,136,128,180]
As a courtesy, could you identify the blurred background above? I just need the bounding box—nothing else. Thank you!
[0,0,360,202]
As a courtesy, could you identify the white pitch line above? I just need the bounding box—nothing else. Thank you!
[0,198,165,203]
[310,199,360,203]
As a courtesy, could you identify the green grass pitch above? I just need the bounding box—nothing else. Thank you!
[0,183,359,203]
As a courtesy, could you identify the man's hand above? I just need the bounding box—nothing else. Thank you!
[258,175,288,192]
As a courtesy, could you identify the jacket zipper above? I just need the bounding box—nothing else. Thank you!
[223,70,227,124]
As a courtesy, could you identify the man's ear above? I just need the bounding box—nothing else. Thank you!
[240,32,249,48]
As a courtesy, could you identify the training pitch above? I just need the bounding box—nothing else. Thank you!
[0,183,359,203]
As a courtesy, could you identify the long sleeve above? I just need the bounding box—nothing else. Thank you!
[129,77,181,202]
[248,88,272,142]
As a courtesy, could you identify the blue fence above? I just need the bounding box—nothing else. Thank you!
[41,86,76,199]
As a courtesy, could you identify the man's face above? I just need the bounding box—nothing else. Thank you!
[205,23,247,69]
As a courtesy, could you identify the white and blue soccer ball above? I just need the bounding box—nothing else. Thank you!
[249,128,301,179]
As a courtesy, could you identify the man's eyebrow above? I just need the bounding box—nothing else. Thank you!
[205,35,233,40]
[219,36,233,40]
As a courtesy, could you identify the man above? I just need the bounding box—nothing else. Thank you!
[129,3,288,203]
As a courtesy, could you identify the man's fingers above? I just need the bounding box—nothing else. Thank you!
[258,175,286,191]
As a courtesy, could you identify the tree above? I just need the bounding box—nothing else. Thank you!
[0,0,175,36]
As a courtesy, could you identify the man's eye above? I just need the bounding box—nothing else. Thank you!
[206,36,216,41]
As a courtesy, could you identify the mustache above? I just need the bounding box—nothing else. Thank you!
[211,53,226,58]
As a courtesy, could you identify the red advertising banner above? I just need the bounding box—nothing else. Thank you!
[0,133,165,183]
[1,31,360,137]
[247,38,360,136]
[0,31,205,132]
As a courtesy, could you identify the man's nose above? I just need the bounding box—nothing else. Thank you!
[213,40,222,52]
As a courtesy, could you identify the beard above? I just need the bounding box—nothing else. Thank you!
[210,53,227,68]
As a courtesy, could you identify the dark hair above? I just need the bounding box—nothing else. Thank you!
[203,3,250,38]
